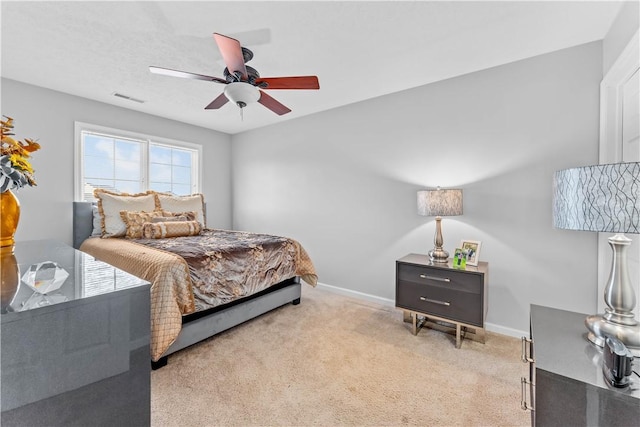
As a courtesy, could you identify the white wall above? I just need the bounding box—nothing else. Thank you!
[232,42,603,336]
[1,78,233,245]
[602,1,640,76]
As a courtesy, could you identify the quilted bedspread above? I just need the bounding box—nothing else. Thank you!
[80,229,317,361]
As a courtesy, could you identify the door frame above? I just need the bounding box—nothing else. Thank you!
[598,29,639,315]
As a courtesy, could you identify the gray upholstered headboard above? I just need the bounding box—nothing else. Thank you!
[73,202,94,249]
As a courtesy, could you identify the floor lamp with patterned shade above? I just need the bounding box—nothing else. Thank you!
[553,162,640,355]
[417,188,463,263]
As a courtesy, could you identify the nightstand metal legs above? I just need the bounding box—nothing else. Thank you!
[403,310,425,335]
[402,309,485,348]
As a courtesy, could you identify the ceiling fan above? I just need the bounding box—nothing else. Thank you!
[150,32,319,116]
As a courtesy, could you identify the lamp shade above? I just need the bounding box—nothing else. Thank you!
[553,162,639,234]
[417,189,463,217]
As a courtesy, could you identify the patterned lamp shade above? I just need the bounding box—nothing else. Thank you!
[553,162,639,234]
[417,189,463,217]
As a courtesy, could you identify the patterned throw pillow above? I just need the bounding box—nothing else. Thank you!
[154,193,206,228]
[120,210,198,238]
[142,220,202,239]
[153,210,197,223]
[120,210,166,239]
[94,189,156,238]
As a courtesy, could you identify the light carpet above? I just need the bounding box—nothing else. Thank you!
[151,285,530,426]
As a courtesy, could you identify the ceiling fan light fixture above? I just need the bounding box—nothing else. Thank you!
[224,82,260,108]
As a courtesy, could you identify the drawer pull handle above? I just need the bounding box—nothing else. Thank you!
[521,337,534,363]
[419,296,450,306]
[520,377,535,411]
[419,274,450,283]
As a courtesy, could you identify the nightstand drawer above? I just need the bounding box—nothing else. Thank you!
[397,263,481,294]
[396,280,482,326]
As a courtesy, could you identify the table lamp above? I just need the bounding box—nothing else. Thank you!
[417,188,463,263]
[553,162,640,355]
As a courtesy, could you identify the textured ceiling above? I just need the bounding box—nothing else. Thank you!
[1,1,624,135]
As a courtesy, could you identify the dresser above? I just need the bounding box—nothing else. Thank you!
[395,253,488,348]
[1,240,151,426]
[522,305,640,426]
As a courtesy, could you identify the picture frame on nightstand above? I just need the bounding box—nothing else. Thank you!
[460,240,482,266]
[453,248,467,269]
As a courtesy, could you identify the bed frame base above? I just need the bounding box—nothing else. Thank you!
[151,357,168,370]
[152,280,302,369]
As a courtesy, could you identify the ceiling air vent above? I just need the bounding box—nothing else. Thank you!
[112,92,145,103]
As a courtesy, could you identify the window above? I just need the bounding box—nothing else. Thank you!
[75,122,201,201]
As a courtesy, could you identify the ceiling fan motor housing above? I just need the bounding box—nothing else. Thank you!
[224,65,260,84]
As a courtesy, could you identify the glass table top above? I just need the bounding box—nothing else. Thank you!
[1,239,148,316]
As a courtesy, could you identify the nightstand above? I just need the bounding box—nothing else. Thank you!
[395,253,488,348]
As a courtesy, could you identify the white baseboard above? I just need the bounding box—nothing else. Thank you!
[484,322,528,339]
[316,282,395,306]
[315,282,528,339]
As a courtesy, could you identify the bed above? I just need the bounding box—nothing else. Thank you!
[72,201,317,369]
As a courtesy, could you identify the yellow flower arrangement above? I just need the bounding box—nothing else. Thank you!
[1,116,40,192]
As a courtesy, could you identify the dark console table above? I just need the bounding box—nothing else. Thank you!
[522,305,640,427]
[1,240,151,426]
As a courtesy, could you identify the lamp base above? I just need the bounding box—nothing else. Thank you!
[428,248,449,263]
[585,314,640,357]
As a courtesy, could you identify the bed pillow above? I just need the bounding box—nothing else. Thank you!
[120,210,167,239]
[91,204,102,237]
[151,210,197,223]
[154,193,206,228]
[94,189,156,238]
[142,220,202,239]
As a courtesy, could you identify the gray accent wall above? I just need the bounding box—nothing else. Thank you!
[231,42,603,336]
[0,78,233,244]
